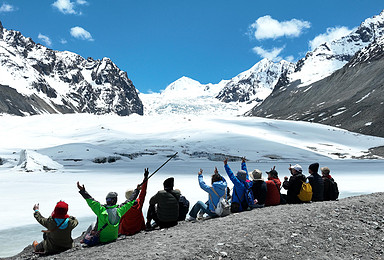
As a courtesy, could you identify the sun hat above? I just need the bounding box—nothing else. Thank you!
[249,169,263,181]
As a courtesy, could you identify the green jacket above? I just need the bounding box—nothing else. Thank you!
[79,189,135,243]
[33,211,78,253]
[149,189,180,222]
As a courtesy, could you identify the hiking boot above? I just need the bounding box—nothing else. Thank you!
[197,211,205,220]
[186,216,196,222]
[32,241,38,251]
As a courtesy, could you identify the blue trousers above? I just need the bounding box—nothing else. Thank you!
[189,201,217,218]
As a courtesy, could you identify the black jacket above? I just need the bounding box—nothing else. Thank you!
[308,172,324,201]
[251,180,267,205]
[283,173,306,204]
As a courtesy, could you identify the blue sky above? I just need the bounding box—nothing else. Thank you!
[0,1,383,93]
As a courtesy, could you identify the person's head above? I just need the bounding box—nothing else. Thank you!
[211,173,223,184]
[51,201,69,219]
[163,177,174,191]
[249,169,263,181]
[236,170,247,182]
[266,169,278,179]
[125,189,134,200]
[309,163,319,174]
[106,192,118,206]
[321,167,330,177]
[290,164,302,175]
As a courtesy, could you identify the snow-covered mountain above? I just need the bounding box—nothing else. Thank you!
[287,10,384,88]
[141,59,293,116]
[216,59,294,103]
[250,33,384,137]
[0,21,143,116]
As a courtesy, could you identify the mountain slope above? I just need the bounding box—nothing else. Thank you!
[249,35,384,137]
[0,21,143,116]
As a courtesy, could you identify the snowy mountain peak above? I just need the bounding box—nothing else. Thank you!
[0,22,143,116]
[162,76,203,94]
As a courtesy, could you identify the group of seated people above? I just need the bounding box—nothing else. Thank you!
[31,158,338,255]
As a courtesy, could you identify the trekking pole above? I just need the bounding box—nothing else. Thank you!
[140,152,178,185]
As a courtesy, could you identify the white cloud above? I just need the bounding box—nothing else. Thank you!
[250,15,311,40]
[309,26,353,50]
[70,26,94,41]
[0,3,15,12]
[38,33,52,47]
[285,55,295,63]
[60,38,68,44]
[76,0,88,5]
[252,46,285,61]
[52,0,76,14]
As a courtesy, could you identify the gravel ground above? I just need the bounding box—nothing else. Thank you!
[6,192,384,260]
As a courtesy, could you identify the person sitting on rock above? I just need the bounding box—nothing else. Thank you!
[146,177,180,230]
[307,163,324,202]
[249,169,267,208]
[32,201,78,254]
[224,157,254,212]
[187,167,227,221]
[282,164,307,204]
[77,182,135,244]
[264,167,282,206]
[175,189,190,221]
[119,169,149,236]
[321,166,339,201]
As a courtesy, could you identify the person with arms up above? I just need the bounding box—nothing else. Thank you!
[77,181,135,244]
[32,201,78,254]
[187,167,227,221]
[224,157,254,212]
[119,169,149,236]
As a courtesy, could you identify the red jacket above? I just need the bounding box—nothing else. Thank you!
[118,180,147,235]
[265,177,281,206]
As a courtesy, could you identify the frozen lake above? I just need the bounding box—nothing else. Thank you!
[1,160,384,257]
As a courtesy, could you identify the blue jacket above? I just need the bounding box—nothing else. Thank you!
[198,174,227,212]
[225,163,253,212]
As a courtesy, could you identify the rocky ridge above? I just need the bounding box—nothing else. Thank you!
[0,21,143,116]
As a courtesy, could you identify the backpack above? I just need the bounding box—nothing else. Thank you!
[178,195,190,221]
[297,181,313,202]
[210,187,230,217]
[329,179,339,200]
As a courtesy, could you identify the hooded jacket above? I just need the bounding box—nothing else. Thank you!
[33,211,78,253]
[198,174,227,212]
[79,189,135,243]
[265,177,281,206]
[308,172,324,201]
[225,162,253,212]
[283,172,307,204]
[119,180,147,236]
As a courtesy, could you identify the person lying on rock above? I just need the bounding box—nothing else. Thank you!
[187,167,227,221]
[119,168,149,236]
[77,181,135,245]
[224,157,255,212]
[146,177,180,230]
[32,201,78,255]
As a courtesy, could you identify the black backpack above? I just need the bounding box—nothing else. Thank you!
[178,195,190,221]
[329,179,339,200]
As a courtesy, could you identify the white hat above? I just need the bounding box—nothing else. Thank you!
[291,164,302,172]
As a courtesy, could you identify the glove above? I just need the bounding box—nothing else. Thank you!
[144,168,149,179]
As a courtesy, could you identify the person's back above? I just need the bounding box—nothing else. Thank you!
[321,167,339,201]
[307,163,324,202]
[265,177,281,206]
[283,164,306,204]
[33,201,78,254]
[77,182,135,243]
[119,171,148,236]
[177,193,190,221]
[249,169,267,207]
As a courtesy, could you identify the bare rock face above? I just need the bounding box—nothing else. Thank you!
[0,21,143,116]
[248,11,384,138]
